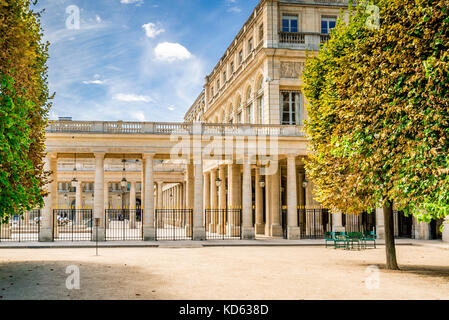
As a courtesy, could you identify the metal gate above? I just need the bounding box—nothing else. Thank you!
[53,209,93,241]
[343,211,376,233]
[298,208,333,239]
[0,210,41,242]
[155,209,193,240]
[205,209,242,240]
[105,209,143,241]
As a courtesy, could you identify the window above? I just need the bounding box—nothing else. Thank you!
[210,86,214,98]
[248,38,253,54]
[237,97,242,123]
[246,87,253,124]
[282,15,298,33]
[223,71,227,83]
[281,91,302,125]
[259,24,264,42]
[230,61,235,74]
[239,50,243,64]
[258,95,264,124]
[321,16,337,34]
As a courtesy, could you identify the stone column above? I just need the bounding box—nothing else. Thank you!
[93,152,105,241]
[442,216,449,243]
[39,154,57,242]
[217,165,226,234]
[298,170,306,234]
[75,181,83,224]
[242,159,255,239]
[287,155,300,239]
[129,181,136,229]
[157,181,164,227]
[193,162,206,240]
[104,181,109,228]
[185,164,194,236]
[255,168,264,234]
[210,169,218,233]
[229,163,241,236]
[265,174,272,236]
[270,165,283,237]
[375,207,385,239]
[332,212,345,232]
[143,154,155,240]
[414,217,431,240]
[203,171,211,232]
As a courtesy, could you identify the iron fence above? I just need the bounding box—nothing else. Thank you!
[343,211,376,234]
[105,209,143,241]
[298,208,333,239]
[155,209,193,240]
[0,210,41,242]
[204,209,242,240]
[53,209,93,241]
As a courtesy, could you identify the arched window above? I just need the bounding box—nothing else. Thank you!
[228,104,234,123]
[246,87,253,124]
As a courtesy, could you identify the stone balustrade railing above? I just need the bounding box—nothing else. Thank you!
[278,32,330,50]
[47,121,306,137]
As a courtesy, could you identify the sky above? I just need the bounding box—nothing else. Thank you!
[35,0,260,122]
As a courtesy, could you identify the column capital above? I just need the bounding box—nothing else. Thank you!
[94,152,106,159]
[287,153,298,160]
[142,152,156,159]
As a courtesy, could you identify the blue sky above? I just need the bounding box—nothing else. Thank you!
[35,0,260,122]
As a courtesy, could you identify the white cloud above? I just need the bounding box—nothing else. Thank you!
[113,93,154,103]
[82,80,104,85]
[131,111,146,121]
[154,42,192,62]
[142,22,165,38]
[120,0,143,5]
[227,7,241,13]
[95,15,102,23]
[168,106,175,111]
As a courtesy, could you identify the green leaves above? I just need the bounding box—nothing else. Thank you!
[302,0,449,221]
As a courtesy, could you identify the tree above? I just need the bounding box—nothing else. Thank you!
[0,0,52,222]
[303,0,449,270]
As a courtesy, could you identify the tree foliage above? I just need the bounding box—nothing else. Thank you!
[303,0,449,222]
[0,0,51,222]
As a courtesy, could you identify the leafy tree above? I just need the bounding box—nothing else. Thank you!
[303,0,448,270]
[0,0,52,222]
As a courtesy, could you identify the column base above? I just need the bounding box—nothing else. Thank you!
[271,224,283,237]
[216,224,224,235]
[375,226,385,239]
[209,224,217,233]
[287,226,301,240]
[143,226,156,241]
[255,223,265,235]
[193,227,206,241]
[443,220,449,243]
[39,227,53,242]
[91,227,106,242]
[242,227,255,240]
[0,225,11,239]
[332,226,346,233]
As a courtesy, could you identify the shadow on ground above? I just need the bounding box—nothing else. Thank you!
[0,260,166,300]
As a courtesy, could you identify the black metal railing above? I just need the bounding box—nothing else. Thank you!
[53,209,93,241]
[155,209,193,240]
[343,211,376,234]
[0,210,41,242]
[204,209,242,240]
[105,209,143,241]
[298,208,333,239]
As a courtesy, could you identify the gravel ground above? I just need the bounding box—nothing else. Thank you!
[0,245,448,300]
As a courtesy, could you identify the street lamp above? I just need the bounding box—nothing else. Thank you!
[302,178,308,189]
[121,157,127,190]
[259,178,265,188]
[215,177,222,188]
[71,153,78,188]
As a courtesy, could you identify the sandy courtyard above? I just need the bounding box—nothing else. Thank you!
[0,245,448,300]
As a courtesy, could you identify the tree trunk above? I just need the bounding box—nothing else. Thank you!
[383,202,399,270]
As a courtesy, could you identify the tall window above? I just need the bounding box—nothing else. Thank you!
[281,91,302,125]
[237,97,242,124]
[246,88,253,124]
[228,104,233,123]
[217,79,220,90]
[259,24,264,42]
[321,16,337,34]
[239,50,243,64]
[257,78,264,124]
[282,15,298,33]
[248,38,253,54]
[230,61,235,74]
